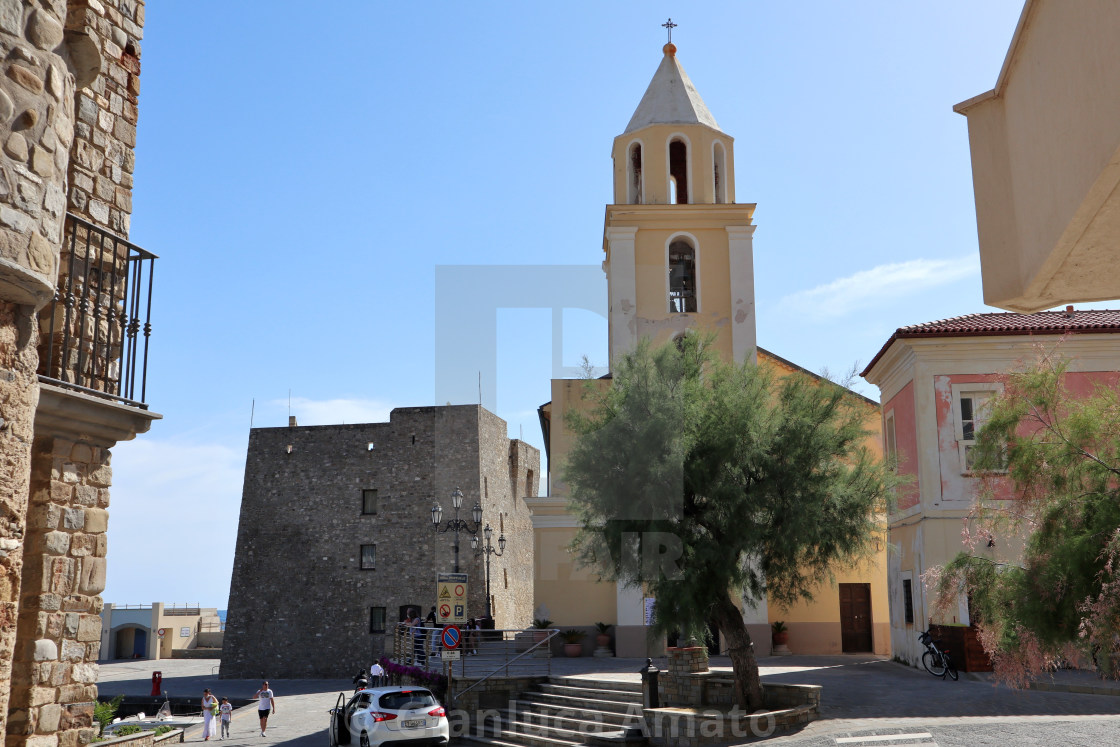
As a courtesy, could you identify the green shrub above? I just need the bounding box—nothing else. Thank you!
[114,725,142,736]
[94,696,124,736]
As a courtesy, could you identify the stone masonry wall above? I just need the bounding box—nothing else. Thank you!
[0,0,84,739]
[222,406,539,680]
[7,435,109,747]
[473,409,537,629]
[0,1,144,746]
[39,0,143,387]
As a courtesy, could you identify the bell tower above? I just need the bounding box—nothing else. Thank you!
[604,42,757,366]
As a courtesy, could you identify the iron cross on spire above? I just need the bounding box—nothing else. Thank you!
[662,18,677,43]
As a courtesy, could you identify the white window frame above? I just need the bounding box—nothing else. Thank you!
[950,382,1002,473]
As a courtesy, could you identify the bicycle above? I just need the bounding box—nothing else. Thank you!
[918,630,959,680]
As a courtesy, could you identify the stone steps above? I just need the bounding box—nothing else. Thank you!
[461,675,645,747]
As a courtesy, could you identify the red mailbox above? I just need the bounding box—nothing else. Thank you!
[151,670,162,696]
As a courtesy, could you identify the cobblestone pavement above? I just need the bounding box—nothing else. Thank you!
[96,655,1120,746]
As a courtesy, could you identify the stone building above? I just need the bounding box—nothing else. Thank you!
[221,405,538,679]
[0,1,158,746]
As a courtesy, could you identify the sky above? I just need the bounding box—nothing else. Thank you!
[104,0,1033,609]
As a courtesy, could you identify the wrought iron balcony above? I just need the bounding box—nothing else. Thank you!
[38,213,156,408]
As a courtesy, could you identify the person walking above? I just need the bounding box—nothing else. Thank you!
[370,660,385,686]
[219,697,232,740]
[201,689,218,741]
[255,681,276,737]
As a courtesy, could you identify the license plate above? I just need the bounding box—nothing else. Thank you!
[402,719,424,729]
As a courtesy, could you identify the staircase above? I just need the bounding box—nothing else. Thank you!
[462,675,646,747]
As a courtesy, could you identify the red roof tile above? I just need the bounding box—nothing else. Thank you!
[861,309,1120,377]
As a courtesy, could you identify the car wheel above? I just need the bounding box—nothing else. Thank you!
[359,732,370,747]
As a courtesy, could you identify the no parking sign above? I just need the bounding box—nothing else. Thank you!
[441,625,461,650]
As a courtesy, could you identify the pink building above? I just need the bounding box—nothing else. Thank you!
[861,309,1120,666]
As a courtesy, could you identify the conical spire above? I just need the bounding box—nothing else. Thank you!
[623,44,722,135]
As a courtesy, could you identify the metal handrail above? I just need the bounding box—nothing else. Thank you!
[40,213,157,405]
[451,628,559,703]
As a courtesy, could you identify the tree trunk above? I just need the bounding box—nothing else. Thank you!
[712,591,763,710]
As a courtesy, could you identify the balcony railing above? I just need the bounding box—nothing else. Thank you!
[39,213,156,408]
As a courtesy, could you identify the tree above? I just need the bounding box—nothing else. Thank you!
[929,356,1120,684]
[563,335,894,709]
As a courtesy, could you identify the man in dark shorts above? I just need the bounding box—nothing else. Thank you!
[254,681,276,737]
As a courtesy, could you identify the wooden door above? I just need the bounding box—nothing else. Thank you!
[839,583,873,652]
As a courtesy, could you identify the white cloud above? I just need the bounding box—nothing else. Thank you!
[782,255,981,317]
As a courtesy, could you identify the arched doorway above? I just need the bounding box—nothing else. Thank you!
[113,625,150,659]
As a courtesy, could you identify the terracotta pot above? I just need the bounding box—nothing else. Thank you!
[772,632,789,646]
[596,634,611,648]
[564,643,583,657]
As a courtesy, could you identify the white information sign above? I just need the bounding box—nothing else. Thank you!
[436,572,468,624]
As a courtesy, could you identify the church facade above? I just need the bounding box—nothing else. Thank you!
[530,42,890,658]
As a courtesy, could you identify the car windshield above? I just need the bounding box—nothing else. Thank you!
[379,691,436,711]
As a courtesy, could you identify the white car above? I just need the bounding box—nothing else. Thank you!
[329,687,449,747]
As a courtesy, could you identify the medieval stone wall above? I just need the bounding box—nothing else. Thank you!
[0,0,82,740]
[222,406,538,679]
[0,2,146,746]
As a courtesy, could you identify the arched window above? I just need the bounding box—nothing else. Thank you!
[668,240,697,313]
[713,143,726,204]
[669,138,689,204]
[628,143,643,203]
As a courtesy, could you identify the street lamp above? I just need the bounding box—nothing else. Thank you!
[471,523,506,619]
[431,486,482,573]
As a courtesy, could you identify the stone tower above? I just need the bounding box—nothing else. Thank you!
[604,42,757,367]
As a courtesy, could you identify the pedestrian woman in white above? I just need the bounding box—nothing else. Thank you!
[255,681,276,737]
[201,688,218,741]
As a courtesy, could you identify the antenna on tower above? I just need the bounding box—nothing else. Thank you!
[250,399,255,428]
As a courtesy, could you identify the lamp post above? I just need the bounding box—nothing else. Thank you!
[471,523,505,619]
[431,486,482,573]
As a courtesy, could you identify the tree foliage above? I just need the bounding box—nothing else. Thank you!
[563,335,894,708]
[930,355,1120,684]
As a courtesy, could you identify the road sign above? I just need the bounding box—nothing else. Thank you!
[436,572,468,624]
[157,628,166,638]
[440,650,461,660]
[441,625,461,650]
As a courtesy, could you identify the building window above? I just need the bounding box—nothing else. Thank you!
[713,142,726,204]
[369,607,386,633]
[951,383,1002,472]
[669,138,689,204]
[360,544,377,570]
[668,240,697,313]
[628,142,643,203]
[362,489,378,515]
[902,578,914,625]
[884,411,897,467]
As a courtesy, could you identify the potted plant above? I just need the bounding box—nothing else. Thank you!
[531,618,553,643]
[560,629,586,657]
[594,622,612,649]
[772,621,789,646]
